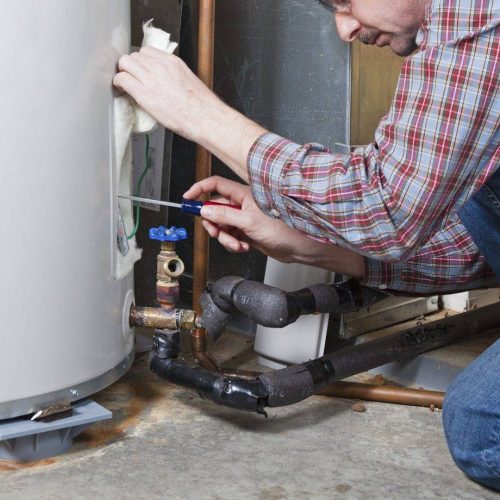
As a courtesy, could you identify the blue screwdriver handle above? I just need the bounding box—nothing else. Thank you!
[181,199,241,216]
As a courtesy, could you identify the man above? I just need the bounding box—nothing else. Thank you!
[114,0,499,489]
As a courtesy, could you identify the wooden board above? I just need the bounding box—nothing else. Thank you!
[350,43,404,145]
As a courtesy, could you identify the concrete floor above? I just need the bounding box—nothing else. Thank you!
[0,333,498,500]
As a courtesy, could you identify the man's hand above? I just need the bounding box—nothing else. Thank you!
[114,47,219,142]
[184,176,298,260]
[184,177,365,278]
[113,47,266,182]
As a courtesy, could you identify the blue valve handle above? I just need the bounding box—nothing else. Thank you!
[149,226,188,242]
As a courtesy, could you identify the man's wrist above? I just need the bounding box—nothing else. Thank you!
[292,237,365,279]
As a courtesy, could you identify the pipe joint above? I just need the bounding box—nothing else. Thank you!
[198,277,387,342]
[149,356,268,415]
[152,330,181,359]
[130,306,198,331]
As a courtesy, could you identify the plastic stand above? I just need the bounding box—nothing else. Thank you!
[0,400,111,461]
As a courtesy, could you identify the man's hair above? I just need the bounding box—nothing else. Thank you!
[317,0,349,12]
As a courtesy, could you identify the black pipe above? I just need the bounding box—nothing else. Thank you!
[199,277,389,342]
[150,356,268,415]
[150,301,500,414]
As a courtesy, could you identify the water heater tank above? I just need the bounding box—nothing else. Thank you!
[0,0,135,419]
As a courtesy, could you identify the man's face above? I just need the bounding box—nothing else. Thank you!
[327,0,428,56]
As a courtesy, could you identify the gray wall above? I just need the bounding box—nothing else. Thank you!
[214,0,350,147]
[167,1,351,307]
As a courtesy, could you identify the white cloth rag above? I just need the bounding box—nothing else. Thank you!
[114,20,178,280]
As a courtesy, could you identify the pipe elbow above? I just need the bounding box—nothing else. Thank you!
[210,275,246,310]
[232,280,294,328]
[149,355,268,415]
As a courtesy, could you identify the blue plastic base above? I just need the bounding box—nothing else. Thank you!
[0,400,111,461]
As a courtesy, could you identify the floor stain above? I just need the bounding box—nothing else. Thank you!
[258,485,288,500]
[335,484,352,493]
[74,360,170,450]
[0,359,176,472]
[0,458,56,472]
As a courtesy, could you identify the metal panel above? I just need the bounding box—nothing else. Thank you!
[339,296,440,339]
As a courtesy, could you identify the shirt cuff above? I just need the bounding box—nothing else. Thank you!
[246,132,332,227]
[247,132,299,225]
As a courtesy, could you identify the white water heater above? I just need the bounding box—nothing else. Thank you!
[0,0,135,420]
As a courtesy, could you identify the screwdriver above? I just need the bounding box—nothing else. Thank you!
[118,194,241,216]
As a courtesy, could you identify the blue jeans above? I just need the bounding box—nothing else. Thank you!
[443,339,500,490]
[459,167,500,279]
[445,169,500,490]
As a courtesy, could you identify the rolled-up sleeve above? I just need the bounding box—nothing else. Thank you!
[247,24,499,262]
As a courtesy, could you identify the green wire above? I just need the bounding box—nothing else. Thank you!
[127,134,151,240]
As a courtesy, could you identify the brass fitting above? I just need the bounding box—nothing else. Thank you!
[156,241,185,311]
[130,306,198,331]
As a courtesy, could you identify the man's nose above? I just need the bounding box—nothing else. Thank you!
[335,13,362,42]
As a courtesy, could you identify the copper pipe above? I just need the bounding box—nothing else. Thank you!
[191,328,220,372]
[193,0,215,306]
[320,382,445,409]
[192,0,218,370]
[222,369,262,379]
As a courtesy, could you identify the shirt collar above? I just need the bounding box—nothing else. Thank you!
[416,0,499,50]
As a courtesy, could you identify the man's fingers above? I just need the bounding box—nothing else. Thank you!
[129,51,151,71]
[184,176,249,204]
[201,221,250,253]
[117,54,149,81]
[200,204,253,232]
[183,176,226,199]
[113,72,143,97]
[218,230,247,253]
[201,220,220,239]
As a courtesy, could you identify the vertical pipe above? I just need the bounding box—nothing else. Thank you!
[193,0,215,306]
[192,0,219,370]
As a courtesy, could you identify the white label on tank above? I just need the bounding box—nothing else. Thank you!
[132,127,166,212]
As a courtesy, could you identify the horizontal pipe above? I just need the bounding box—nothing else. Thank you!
[320,382,445,408]
[150,356,268,415]
[151,301,495,413]
[222,369,262,379]
[130,306,197,331]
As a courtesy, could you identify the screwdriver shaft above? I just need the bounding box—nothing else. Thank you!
[118,194,182,209]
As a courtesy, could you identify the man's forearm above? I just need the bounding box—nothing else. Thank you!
[290,237,365,279]
[191,100,267,183]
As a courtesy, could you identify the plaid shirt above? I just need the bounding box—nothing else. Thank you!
[247,0,499,293]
